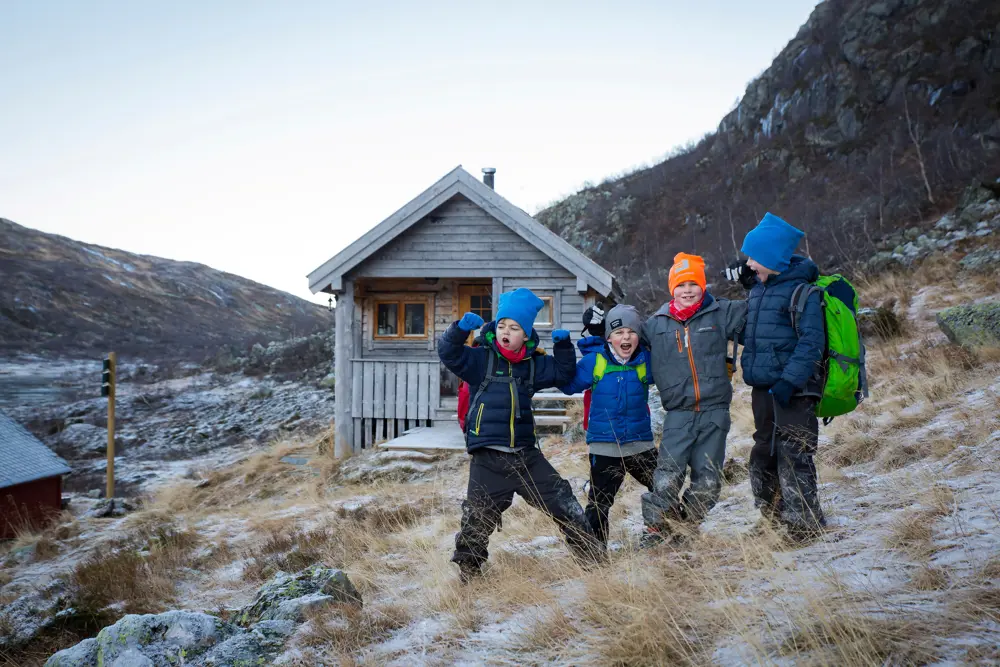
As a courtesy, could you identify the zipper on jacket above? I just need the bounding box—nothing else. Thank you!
[473,404,484,435]
[684,325,701,411]
[675,331,683,353]
[508,361,516,448]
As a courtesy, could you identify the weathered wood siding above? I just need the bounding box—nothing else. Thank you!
[354,196,577,279]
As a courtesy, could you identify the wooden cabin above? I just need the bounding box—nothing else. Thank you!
[308,166,621,456]
[1,411,71,538]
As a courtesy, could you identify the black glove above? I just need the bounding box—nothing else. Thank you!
[581,305,605,337]
[725,260,756,290]
[769,379,796,407]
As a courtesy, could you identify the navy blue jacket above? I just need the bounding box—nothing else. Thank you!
[741,255,825,392]
[561,343,653,445]
[438,320,576,452]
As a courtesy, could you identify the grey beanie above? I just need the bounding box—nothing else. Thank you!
[605,305,642,337]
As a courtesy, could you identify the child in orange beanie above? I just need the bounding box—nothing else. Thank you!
[640,252,747,547]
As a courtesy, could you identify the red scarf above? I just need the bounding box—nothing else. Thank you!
[497,344,527,364]
[669,296,705,322]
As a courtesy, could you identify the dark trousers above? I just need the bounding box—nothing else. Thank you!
[749,387,825,531]
[453,448,602,568]
[586,449,657,545]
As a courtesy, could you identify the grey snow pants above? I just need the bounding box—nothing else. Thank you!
[453,448,603,567]
[749,387,825,532]
[641,408,730,529]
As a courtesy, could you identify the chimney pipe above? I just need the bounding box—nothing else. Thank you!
[482,167,496,189]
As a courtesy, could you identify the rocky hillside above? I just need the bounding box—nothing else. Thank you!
[538,0,1000,308]
[0,218,333,360]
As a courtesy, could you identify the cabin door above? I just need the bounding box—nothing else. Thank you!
[440,284,494,398]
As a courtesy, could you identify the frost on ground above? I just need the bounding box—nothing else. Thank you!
[3,260,1000,665]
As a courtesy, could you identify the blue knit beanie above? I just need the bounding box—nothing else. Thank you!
[741,212,805,273]
[496,288,544,336]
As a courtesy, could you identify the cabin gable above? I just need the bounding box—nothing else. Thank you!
[354,195,574,280]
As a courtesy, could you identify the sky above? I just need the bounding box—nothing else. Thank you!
[1,0,819,304]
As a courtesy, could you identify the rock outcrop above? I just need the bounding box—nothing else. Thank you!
[44,565,360,667]
[936,303,1000,348]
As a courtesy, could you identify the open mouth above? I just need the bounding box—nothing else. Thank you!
[619,341,633,353]
[501,335,512,348]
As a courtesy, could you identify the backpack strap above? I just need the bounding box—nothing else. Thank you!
[789,283,824,338]
[592,354,608,391]
[527,356,535,395]
[468,352,496,427]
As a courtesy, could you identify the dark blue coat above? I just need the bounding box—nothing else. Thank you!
[438,320,576,452]
[740,255,825,392]
[561,344,653,445]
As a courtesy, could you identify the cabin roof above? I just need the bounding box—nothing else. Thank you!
[0,411,71,489]
[307,166,621,298]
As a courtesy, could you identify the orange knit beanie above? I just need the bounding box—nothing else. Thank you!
[668,252,707,295]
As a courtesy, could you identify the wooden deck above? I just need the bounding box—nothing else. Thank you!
[377,424,467,451]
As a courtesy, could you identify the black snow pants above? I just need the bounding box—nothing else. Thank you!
[586,449,657,546]
[453,448,603,568]
[749,387,826,532]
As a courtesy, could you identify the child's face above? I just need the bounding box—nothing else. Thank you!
[673,281,704,308]
[496,319,527,351]
[608,328,638,358]
[747,258,778,283]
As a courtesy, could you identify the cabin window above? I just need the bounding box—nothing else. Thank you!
[536,296,555,327]
[375,298,429,339]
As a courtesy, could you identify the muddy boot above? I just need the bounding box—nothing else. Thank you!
[639,526,666,550]
[457,560,483,585]
[784,517,828,546]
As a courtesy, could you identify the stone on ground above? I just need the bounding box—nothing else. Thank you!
[936,302,1000,348]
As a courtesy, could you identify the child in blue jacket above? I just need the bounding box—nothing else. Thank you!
[727,213,827,542]
[561,305,656,547]
[438,288,604,582]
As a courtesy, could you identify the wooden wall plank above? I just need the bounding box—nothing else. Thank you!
[334,279,355,457]
[396,365,407,418]
[362,362,374,419]
[417,363,430,420]
[384,363,396,419]
[407,363,419,419]
[373,361,385,419]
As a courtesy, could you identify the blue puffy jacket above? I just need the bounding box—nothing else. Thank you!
[561,344,654,445]
[577,335,605,356]
[740,255,825,392]
[438,320,576,452]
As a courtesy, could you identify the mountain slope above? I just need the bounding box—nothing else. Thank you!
[538,0,1000,308]
[0,218,332,360]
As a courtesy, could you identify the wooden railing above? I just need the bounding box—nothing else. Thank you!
[350,359,441,447]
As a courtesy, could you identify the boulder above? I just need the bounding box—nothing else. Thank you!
[959,248,1000,274]
[0,582,67,651]
[238,564,361,626]
[86,497,138,518]
[936,303,1000,348]
[45,611,234,667]
[197,620,296,666]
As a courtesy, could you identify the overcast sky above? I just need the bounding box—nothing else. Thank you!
[1,0,819,303]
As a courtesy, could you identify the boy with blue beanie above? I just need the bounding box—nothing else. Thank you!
[727,212,827,542]
[438,288,604,582]
[560,304,658,547]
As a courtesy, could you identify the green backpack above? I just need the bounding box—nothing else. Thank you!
[790,274,869,421]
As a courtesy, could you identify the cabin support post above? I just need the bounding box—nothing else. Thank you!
[334,279,355,457]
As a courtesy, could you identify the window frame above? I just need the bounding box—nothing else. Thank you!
[534,295,556,328]
[373,296,431,340]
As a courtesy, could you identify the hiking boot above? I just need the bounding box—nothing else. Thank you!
[457,561,483,585]
[784,521,827,546]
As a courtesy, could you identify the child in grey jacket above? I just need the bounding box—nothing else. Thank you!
[641,253,747,546]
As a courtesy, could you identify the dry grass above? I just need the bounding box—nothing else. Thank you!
[911,566,950,591]
[300,603,411,660]
[776,613,942,666]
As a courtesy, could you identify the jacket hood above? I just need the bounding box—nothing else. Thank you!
[480,320,542,356]
[768,255,819,285]
[577,335,605,355]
